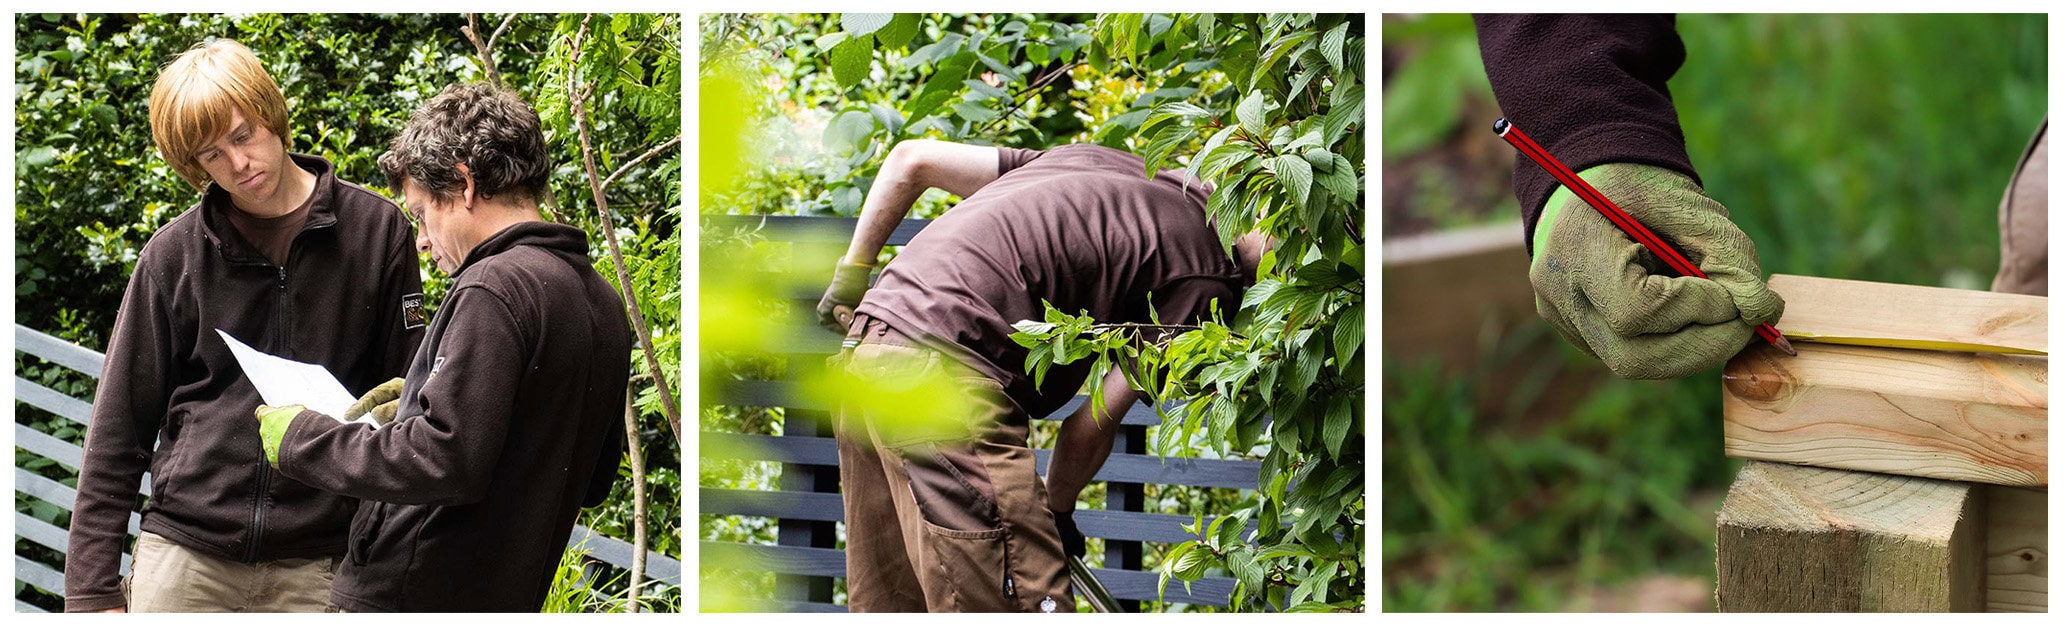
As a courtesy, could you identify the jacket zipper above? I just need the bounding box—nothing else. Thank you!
[248,264,288,561]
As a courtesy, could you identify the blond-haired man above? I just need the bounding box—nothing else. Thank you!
[63,39,423,612]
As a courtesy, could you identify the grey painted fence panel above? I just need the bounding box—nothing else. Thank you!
[13,324,674,607]
[700,488,1257,545]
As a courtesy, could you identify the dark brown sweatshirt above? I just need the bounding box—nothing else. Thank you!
[1474,14,1702,254]
[65,153,424,612]
[277,221,631,612]
[855,144,1247,419]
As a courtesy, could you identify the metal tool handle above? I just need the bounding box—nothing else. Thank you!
[1068,555,1122,613]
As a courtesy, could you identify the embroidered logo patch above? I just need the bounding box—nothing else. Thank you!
[402,293,428,329]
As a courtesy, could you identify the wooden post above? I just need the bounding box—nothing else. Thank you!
[776,408,838,604]
[1105,423,1146,613]
[1716,461,1985,612]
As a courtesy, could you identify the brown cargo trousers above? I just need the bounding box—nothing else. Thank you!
[1992,119,2047,296]
[834,316,1074,612]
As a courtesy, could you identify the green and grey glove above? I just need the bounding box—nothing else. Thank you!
[815,260,873,333]
[344,378,405,425]
[1530,163,1785,379]
[254,404,305,468]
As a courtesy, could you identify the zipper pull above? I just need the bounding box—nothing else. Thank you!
[277,266,287,288]
[1004,574,1017,601]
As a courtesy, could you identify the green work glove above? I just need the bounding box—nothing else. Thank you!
[1530,163,1785,379]
[344,378,405,425]
[815,260,873,334]
[254,404,305,468]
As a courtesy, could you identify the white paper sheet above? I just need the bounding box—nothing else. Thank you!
[217,329,381,428]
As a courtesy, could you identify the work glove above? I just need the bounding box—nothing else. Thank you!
[1529,163,1785,379]
[1053,508,1086,559]
[344,377,405,425]
[254,404,305,468]
[815,260,873,333]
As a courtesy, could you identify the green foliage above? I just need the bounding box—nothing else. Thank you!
[1383,331,1732,611]
[540,538,684,613]
[14,13,679,612]
[1007,14,1367,612]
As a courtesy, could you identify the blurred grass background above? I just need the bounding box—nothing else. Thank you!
[1381,14,2046,611]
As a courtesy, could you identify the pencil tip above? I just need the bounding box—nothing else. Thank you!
[1772,333,1798,356]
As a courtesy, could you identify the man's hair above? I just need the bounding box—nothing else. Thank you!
[378,82,550,205]
[146,39,292,191]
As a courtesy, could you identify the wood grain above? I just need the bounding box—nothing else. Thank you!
[1716,461,1985,612]
[1722,342,2046,487]
[1766,274,2046,354]
[1983,485,2048,612]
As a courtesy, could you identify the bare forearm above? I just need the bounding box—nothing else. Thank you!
[843,140,1003,265]
[1046,368,1139,511]
[843,160,926,266]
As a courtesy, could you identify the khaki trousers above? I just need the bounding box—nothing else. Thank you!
[835,317,1074,612]
[123,531,341,612]
[1992,119,2047,296]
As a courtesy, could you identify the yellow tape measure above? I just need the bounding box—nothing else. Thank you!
[1782,332,2047,356]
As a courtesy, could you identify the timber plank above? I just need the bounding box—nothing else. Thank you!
[1765,274,2046,354]
[1721,342,2046,487]
[1716,461,1985,612]
[1983,485,2047,612]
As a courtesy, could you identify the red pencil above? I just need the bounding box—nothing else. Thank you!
[1493,118,1796,356]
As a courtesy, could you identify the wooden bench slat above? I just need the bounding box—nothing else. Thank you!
[727,599,848,613]
[565,526,682,586]
[714,380,1166,426]
[16,423,87,472]
[15,467,149,532]
[15,555,68,598]
[701,215,932,246]
[17,599,49,613]
[702,432,1260,489]
[698,541,1237,606]
[699,488,1255,545]
[16,324,108,376]
[16,511,74,555]
[15,377,95,426]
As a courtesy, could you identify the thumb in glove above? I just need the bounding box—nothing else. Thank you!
[345,378,405,422]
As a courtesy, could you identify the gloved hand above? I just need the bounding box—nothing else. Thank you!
[254,404,305,468]
[815,260,873,333]
[1530,163,1785,379]
[1053,508,1086,559]
[344,378,405,425]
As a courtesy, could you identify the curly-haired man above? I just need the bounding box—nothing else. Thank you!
[251,82,632,612]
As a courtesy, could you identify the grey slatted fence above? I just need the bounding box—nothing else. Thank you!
[12,324,678,612]
[699,215,1261,612]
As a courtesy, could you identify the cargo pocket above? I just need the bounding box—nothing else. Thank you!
[919,522,1018,612]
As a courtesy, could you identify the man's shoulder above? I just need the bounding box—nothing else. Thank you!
[132,204,212,271]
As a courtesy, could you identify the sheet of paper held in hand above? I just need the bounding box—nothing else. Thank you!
[216,329,382,428]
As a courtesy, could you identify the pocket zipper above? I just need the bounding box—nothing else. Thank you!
[1002,536,1018,603]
